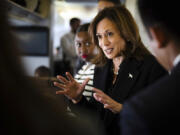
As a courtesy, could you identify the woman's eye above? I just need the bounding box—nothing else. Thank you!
[85,42,91,46]
[107,32,113,37]
[75,42,81,47]
[96,34,102,39]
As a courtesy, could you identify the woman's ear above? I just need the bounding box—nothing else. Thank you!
[149,26,169,48]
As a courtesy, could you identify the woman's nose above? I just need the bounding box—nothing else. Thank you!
[101,36,109,47]
[81,45,87,54]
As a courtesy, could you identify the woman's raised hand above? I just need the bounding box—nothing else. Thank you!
[54,72,90,104]
[92,88,123,113]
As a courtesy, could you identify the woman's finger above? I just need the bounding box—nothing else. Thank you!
[66,72,74,82]
[93,88,108,100]
[57,75,68,84]
[93,93,107,104]
[82,78,90,87]
[104,104,110,109]
[54,82,66,89]
[92,87,104,94]
[56,90,66,95]
[93,93,101,101]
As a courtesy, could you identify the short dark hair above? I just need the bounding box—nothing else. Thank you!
[76,23,90,33]
[98,0,121,5]
[35,66,51,77]
[70,17,80,26]
[56,47,60,51]
[89,5,150,66]
[138,0,180,42]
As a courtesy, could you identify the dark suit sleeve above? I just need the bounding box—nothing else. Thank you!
[120,103,150,135]
[120,71,180,135]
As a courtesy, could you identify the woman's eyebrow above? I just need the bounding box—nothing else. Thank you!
[96,29,111,35]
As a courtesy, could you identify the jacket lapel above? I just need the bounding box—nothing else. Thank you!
[93,61,112,92]
[112,58,142,102]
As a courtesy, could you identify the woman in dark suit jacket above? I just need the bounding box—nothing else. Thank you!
[54,6,167,135]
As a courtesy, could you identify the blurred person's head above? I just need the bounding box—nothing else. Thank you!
[34,66,51,77]
[97,0,121,11]
[89,6,150,66]
[75,23,97,62]
[137,0,180,70]
[56,46,60,54]
[70,17,81,34]
[0,0,67,134]
[0,0,25,84]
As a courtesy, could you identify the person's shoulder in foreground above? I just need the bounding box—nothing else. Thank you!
[120,0,180,134]
[138,54,167,82]
[120,65,180,134]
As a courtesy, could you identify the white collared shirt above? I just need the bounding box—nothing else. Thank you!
[168,54,180,74]
[173,54,180,67]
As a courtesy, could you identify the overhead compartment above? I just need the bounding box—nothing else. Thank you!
[7,0,53,77]
[7,0,50,25]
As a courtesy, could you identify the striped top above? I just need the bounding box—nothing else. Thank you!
[74,63,95,101]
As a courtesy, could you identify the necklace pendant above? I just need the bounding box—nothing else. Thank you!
[114,71,118,75]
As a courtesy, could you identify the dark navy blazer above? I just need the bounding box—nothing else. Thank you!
[120,62,180,135]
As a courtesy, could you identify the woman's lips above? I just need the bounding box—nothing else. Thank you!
[82,54,88,58]
[104,48,113,54]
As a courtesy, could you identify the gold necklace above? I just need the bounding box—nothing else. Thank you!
[113,66,119,75]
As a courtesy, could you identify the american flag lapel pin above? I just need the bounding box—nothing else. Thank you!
[128,73,133,79]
